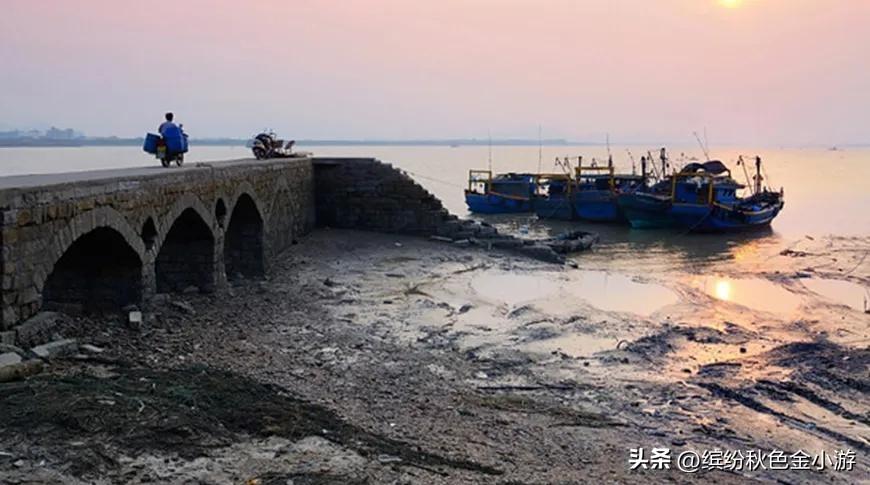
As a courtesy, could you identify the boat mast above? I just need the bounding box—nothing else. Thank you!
[537,125,543,174]
[487,130,493,173]
[754,156,763,194]
[659,147,668,176]
[627,149,637,176]
[693,131,711,161]
[737,156,754,195]
[640,155,647,184]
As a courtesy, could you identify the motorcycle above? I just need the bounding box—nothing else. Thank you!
[143,124,189,167]
[250,131,295,159]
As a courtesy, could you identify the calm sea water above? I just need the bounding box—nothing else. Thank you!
[0,144,866,239]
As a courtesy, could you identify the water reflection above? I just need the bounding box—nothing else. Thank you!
[714,280,732,301]
[475,213,781,274]
[700,276,801,314]
[470,269,677,316]
[802,278,870,312]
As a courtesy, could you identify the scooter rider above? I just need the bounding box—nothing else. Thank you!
[159,112,177,136]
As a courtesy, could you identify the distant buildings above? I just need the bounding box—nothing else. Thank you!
[0,126,85,146]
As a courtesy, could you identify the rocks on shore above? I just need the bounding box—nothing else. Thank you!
[430,223,598,264]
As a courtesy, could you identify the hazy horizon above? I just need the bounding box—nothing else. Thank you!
[2,0,868,145]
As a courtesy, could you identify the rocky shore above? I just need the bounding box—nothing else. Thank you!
[0,229,867,484]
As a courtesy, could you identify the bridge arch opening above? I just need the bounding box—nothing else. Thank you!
[43,227,142,314]
[225,194,264,281]
[156,208,215,293]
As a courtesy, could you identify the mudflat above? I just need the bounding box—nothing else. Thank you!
[1,229,867,484]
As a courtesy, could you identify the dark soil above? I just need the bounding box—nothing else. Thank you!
[0,365,501,479]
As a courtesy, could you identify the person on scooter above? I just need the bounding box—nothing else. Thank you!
[159,112,177,136]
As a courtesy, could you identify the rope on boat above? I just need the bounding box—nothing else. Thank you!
[401,169,466,190]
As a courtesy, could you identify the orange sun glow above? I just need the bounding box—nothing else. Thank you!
[719,0,743,8]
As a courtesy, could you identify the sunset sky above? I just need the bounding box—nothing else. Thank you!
[1,0,868,144]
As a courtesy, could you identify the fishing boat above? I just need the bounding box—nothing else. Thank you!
[533,173,575,220]
[617,157,784,232]
[573,160,644,222]
[465,170,537,214]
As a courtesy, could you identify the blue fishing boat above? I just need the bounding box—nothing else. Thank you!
[573,162,644,222]
[465,170,536,214]
[533,173,575,220]
[617,158,784,232]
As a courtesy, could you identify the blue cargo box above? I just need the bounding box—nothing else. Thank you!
[143,133,160,154]
[162,125,188,154]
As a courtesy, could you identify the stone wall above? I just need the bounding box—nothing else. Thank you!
[0,159,315,331]
[313,158,451,235]
[312,158,572,263]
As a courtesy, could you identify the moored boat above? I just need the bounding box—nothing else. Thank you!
[465,170,537,214]
[533,173,575,220]
[573,161,644,222]
[617,158,784,232]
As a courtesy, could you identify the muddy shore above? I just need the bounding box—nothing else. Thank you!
[1,229,867,484]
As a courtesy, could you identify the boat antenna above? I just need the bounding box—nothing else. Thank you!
[659,147,668,176]
[754,156,764,194]
[647,150,660,180]
[704,127,710,155]
[627,149,637,175]
[487,130,493,173]
[737,155,754,195]
[537,125,543,174]
[693,131,711,161]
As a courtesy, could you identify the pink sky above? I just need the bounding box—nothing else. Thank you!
[1,0,868,144]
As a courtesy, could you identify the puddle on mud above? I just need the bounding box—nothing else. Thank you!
[471,273,561,306]
[802,278,869,312]
[470,270,677,316]
[699,276,801,314]
[521,333,619,358]
[563,271,678,316]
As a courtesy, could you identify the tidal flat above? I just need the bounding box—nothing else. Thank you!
[0,229,867,484]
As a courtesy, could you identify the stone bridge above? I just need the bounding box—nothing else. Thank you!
[0,159,316,332]
[0,156,492,338]
[0,156,553,343]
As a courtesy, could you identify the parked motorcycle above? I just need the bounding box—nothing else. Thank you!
[250,131,295,159]
[143,124,189,167]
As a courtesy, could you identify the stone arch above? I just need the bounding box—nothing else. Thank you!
[155,208,216,293]
[224,193,265,280]
[42,212,144,314]
[40,207,145,291]
[152,194,216,256]
[227,181,262,220]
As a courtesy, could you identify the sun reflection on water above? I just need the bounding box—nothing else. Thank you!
[714,279,732,301]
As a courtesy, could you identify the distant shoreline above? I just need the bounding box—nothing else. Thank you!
[0,139,866,148]
[0,138,578,148]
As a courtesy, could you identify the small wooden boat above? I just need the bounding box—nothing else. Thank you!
[617,158,784,232]
[465,170,536,214]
